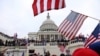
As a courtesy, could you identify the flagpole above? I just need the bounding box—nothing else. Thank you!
[89,16,100,21]
[71,10,100,21]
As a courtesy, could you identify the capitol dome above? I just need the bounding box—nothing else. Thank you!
[40,13,58,31]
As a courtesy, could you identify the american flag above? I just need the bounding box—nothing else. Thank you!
[32,0,66,16]
[58,11,88,40]
[84,23,100,48]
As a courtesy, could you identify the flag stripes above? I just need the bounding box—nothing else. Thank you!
[64,14,82,39]
[84,35,96,48]
[47,0,52,10]
[84,23,100,48]
[33,0,38,16]
[58,11,88,40]
[40,0,44,13]
[68,15,88,40]
[32,0,66,16]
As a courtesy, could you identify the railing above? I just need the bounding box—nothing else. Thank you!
[0,46,27,49]
[29,38,86,46]
[0,37,87,46]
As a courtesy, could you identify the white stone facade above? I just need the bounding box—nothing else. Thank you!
[0,13,86,56]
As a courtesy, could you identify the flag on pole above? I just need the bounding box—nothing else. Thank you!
[84,23,100,48]
[32,0,66,16]
[58,11,88,40]
[25,38,28,46]
[14,33,17,39]
[13,33,18,46]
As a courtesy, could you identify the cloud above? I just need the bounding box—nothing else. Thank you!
[0,0,100,38]
[0,0,34,38]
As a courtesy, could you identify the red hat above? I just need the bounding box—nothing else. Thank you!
[72,48,99,56]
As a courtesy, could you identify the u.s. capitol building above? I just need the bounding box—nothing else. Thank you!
[28,13,86,56]
[0,13,86,56]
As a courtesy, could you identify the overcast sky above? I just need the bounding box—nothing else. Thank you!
[0,0,100,38]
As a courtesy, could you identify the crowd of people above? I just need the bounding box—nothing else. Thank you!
[1,35,100,56]
[29,49,71,56]
[0,39,27,46]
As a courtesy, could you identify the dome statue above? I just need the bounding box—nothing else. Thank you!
[39,13,58,31]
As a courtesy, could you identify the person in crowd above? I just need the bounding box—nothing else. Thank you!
[33,53,38,56]
[37,53,41,56]
[65,50,71,56]
[0,39,4,46]
[72,48,99,56]
[52,54,57,56]
[0,47,8,56]
[32,49,38,56]
[72,41,100,56]
[0,52,4,56]
[60,53,65,56]
[45,51,50,56]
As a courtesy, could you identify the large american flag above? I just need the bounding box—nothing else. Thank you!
[84,23,100,48]
[32,0,66,16]
[58,11,88,40]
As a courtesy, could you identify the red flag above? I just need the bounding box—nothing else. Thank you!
[32,0,66,16]
[58,11,88,40]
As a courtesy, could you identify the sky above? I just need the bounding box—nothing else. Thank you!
[0,0,100,38]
